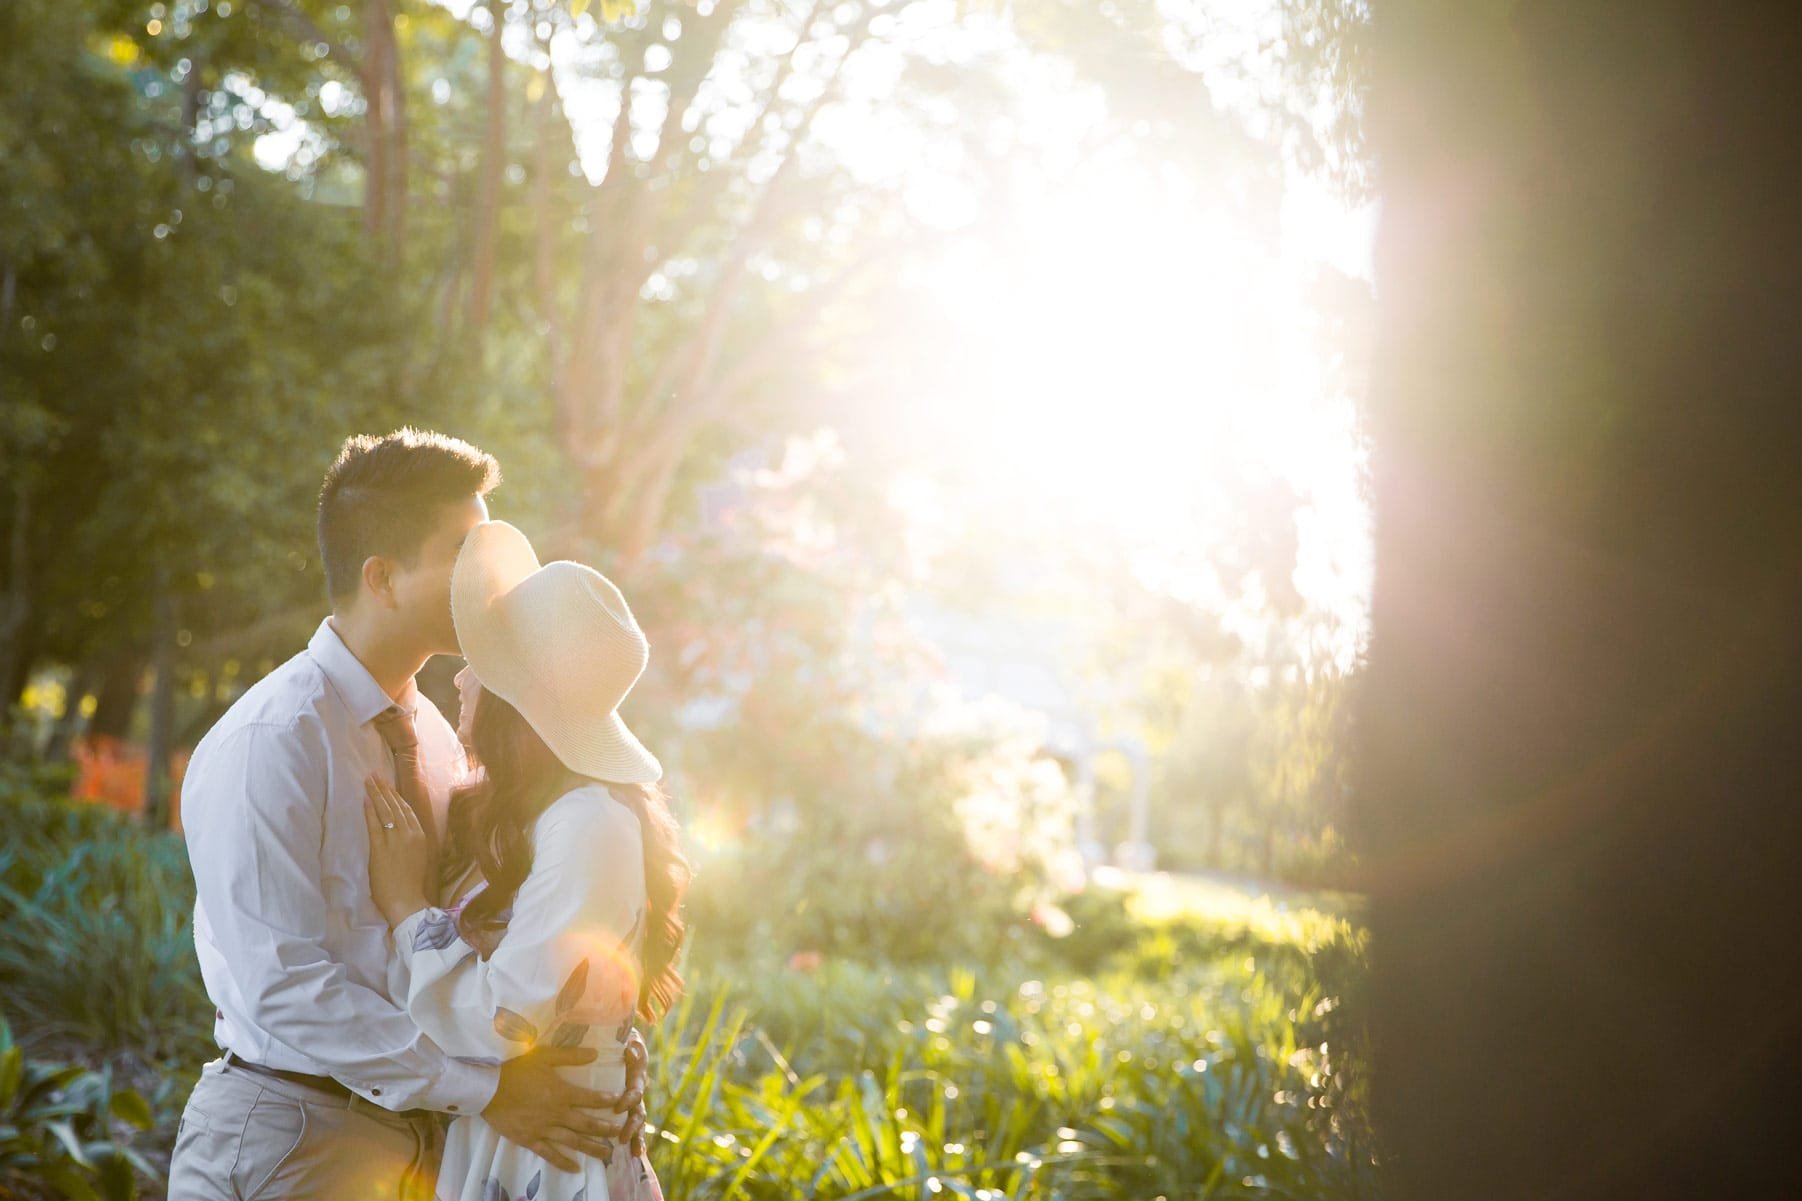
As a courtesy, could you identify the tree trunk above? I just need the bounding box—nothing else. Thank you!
[363,0,406,251]
[87,651,146,742]
[1361,4,1802,1197]
[385,0,409,257]
[143,568,178,828]
[0,474,32,709]
[533,69,564,371]
[363,0,388,241]
[466,0,507,332]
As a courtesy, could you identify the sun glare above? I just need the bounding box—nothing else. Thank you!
[538,0,1375,662]
[920,157,1373,661]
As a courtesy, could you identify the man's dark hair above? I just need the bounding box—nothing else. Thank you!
[317,428,501,601]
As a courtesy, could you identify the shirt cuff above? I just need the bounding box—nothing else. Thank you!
[430,1055,502,1117]
[392,906,466,962]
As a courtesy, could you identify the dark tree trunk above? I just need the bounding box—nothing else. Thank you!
[144,569,178,828]
[465,0,507,332]
[0,474,29,707]
[1361,5,1802,1198]
[87,651,146,741]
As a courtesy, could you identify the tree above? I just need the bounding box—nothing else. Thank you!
[1361,3,1802,1196]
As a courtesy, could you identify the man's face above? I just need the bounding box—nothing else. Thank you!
[387,494,489,655]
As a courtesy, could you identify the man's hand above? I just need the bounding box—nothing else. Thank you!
[482,1045,635,1172]
[590,1027,651,1158]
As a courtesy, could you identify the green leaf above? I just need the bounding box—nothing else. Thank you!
[0,1046,22,1105]
[93,1150,139,1201]
[108,1088,153,1131]
[41,1118,92,1169]
[38,1162,102,1201]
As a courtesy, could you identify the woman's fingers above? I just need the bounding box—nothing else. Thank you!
[364,775,414,838]
[365,774,395,826]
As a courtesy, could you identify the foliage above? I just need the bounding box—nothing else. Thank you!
[681,713,1076,967]
[1146,664,1359,886]
[645,932,1377,1198]
[0,1013,160,1201]
[0,788,1378,1199]
[0,799,210,1068]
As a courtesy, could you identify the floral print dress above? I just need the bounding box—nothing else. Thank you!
[391,784,663,1201]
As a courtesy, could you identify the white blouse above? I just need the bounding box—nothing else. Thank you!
[391,784,663,1201]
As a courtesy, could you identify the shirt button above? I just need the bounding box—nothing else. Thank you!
[448,1104,459,1111]
[371,1087,382,1096]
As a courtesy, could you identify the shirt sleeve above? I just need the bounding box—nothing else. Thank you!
[392,789,647,1062]
[184,720,500,1115]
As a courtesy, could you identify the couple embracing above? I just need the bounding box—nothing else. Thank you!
[167,429,686,1201]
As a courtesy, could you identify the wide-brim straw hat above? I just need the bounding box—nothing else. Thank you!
[451,520,662,784]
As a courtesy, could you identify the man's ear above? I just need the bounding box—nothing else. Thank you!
[361,555,398,609]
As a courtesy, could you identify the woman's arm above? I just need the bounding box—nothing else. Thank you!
[390,787,647,1062]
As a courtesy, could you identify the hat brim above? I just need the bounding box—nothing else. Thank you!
[452,521,663,785]
[555,709,664,785]
[451,521,540,703]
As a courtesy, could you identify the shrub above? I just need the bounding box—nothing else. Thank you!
[0,1012,160,1201]
[0,769,1382,1199]
[0,798,211,1067]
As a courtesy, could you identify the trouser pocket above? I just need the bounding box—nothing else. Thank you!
[236,1091,310,1199]
[166,1064,257,1201]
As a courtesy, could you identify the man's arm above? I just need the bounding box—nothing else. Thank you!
[185,719,498,1115]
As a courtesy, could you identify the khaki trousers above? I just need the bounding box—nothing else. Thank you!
[165,1056,444,1201]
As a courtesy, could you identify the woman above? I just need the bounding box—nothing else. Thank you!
[363,519,688,1201]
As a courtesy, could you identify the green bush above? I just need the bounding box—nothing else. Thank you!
[0,780,1381,1199]
[0,799,211,1068]
[0,1013,160,1201]
[681,732,1045,968]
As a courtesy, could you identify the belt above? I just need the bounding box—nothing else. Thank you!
[223,1050,357,1100]
[221,1050,441,1123]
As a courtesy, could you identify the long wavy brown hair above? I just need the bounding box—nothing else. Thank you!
[439,686,689,1024]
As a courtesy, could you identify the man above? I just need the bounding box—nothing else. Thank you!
[168,429,646,1200]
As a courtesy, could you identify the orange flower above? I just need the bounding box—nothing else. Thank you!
[70,736,189,828]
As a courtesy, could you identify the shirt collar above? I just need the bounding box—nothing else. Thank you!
[307,617,418,727]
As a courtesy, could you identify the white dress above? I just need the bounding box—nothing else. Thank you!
[391,784,664,1201]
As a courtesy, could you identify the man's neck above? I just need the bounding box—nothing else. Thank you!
[328,612,429,704]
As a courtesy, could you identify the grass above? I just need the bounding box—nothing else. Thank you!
[0,792,1382,1200]
[643,947,1378,1200]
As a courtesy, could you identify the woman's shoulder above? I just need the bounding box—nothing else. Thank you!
[534,781,642,843]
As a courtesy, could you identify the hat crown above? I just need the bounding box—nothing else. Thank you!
[506,562,648,708]
[452,521,663,783]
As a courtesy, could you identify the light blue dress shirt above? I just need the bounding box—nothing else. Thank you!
[181,617,500,1115]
